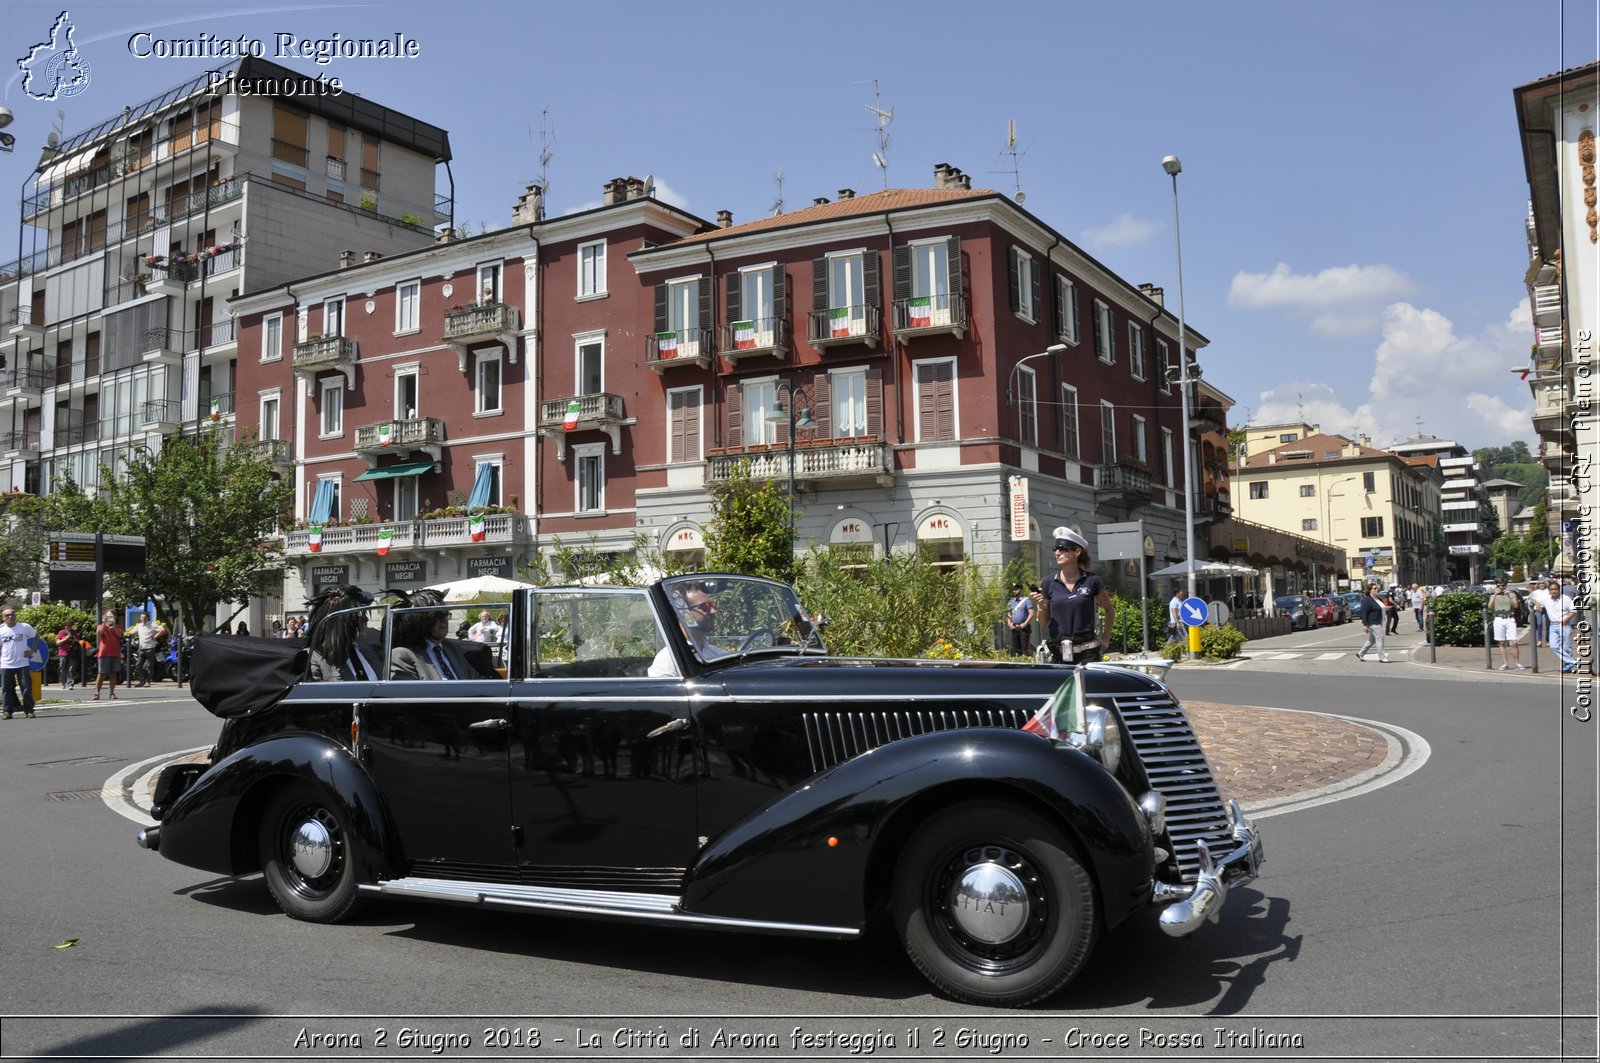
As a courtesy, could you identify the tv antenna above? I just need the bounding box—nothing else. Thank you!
[854,79,894,188]
[988,119,1034,205]
[532,106,555,199]
[770,166,785,216]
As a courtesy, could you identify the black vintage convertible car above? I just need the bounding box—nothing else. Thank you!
[138,574,1262,1007]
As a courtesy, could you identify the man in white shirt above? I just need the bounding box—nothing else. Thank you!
[133,613,159,686]
[1543,579,1578,673]
[648,585,728,677]
[0,605,39,719]
[467,610,501,645]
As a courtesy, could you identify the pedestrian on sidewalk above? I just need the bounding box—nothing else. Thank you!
[1543,579,1578,673]
[1410,584,1426,630]
[56,621,79,690]
[0,605,38,719]
[94,610,123,701]
[1528,580,1553,647]
[1356,582,1390,662]
[1487,578,1527,670]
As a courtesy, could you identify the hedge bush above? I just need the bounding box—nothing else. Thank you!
[1198,623,1248,660]
[1431,592,1487,647]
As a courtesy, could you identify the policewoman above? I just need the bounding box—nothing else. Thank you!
[1030,525,1116,664]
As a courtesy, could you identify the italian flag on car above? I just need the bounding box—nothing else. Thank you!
[1022,668,1085,740]
[907,296,931,327]
[307,525,323,553]
[733,320,757,349]
[656,330,679,358]
[469,514,486,542]
[829,307,852,337]
[376,527,393,556]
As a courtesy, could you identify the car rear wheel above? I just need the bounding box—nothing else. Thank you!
[259,782,364,923]
[892,800,1097,1007]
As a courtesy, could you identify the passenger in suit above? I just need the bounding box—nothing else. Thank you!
[304,584,380,682]
[389,590,475,681]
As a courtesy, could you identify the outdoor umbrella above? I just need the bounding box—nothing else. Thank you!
[1147,559,1258,578]
[425,574,535,602]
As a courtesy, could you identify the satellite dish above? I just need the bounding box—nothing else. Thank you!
[642,174,655,198]
[46,131,60,148]
[0,107,13,130]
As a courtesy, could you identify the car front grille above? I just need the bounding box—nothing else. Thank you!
[1111,690,1235,883]
[801,708,1031,774]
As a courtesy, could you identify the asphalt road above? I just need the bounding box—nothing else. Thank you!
[0,657,1594,1062]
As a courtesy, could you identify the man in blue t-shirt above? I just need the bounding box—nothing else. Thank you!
[1004,583,1035,656]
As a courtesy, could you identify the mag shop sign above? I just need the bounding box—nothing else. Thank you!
[385,560,427,586]
[309,564,350,589]
[466,555,511,577]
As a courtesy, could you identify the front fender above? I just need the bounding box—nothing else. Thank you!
[682,728,1151,929]
[156,733,397,883]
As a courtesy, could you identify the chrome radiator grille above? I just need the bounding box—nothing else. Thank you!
[802,708,1031,774]
[1112,690,1235,883]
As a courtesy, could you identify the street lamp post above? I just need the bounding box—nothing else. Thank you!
[1006,343,1069,407]
[766,382,817,550]
[1162,154,1198,602]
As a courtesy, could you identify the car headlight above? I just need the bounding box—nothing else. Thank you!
[1078,704,1122,775]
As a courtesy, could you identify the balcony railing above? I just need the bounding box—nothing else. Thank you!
[237,437,291,468]
[1094,462,1154,500]
[293,335,358,371]
[141,326,187,365]
[442,303,519,343]
[354,417,446,454]
[716,318,790,365]
[1532,282,1562,325]
[1,430,41,455]
[23,116,243,219]
[4,366,53,392]
[140,399,181,427]
[891,292,967,338]
[201,317,238,349]
[201,392,236,419]
[1191,399,1228,434]
[284,512,530,556]
[55,419,99,447]
[645,327,712,371]
[707,438,893,485]
[202,245,241,276]
[807,304,881,349]
[1197,492,1233,521]
[271,139,310,167]
[325,157,347,181]
[540,393,625,430]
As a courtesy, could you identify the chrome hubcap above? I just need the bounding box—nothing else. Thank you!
[948,859,1029,944]
[288,817,334,880]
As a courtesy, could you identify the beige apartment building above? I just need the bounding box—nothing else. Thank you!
[1232,431,1445,588]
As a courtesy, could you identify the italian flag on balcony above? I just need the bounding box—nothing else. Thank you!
[469,513,486,543]
[733,320,757,350]
[656,330,679,359]
[562,399,581,430]
[829,306,852,337]
[907,296,931,327]
[208,398,220,421]
[376,527,393,556]
[377,423,393,446]
[307,525,323,553]
[1021,667,1085,741]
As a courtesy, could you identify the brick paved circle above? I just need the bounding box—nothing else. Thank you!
[1185,701,1387,805]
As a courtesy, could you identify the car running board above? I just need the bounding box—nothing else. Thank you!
[359,877,861,939]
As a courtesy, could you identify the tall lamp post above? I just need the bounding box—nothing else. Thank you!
[766,382,817,549]
[1162,154,1198,601]
[1006,343,1069,407]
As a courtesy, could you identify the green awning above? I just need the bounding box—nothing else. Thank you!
[354,460,435,482]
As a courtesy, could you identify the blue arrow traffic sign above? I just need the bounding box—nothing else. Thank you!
[27,636,49,672]
[1181,597,1209,627]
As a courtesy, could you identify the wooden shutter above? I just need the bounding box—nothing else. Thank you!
[725,272,742,325]
[654,283,667,333]
[866,367,884,438]
[946,237,962,308]
[697,276,711,338]
[1007,249,1020,313]
[773,267,788,329]
[864,252,880,316]
[669,389,701,464]
[893,245,911,303]
[812,257,828,311]
[1029,257,1041,318]
[813,373,831,438]
[726,383,743,448]
[1052,275,1064,338]
[916,362,953,442]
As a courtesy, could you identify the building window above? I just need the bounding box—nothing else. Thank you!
[1279,432,1298,443]
[575,444,604,513]
[1017,367,1038,447]
[578,240,606,298]
[575,332,604,394]
[1162,427,1174,488]
[1055,276,1079,344]
[1300,484,1316,497]
[319,378,343,437]
[740,264,776,340]
[259,394,279,441]
[474,458,503,508]
[1128,323,1146,381]
[394,476,418,521]
[1094,300,1115,363]
[1156,339,1171,394]
[1131,414,1147,464]
[1361,516,1385,538]
[825,251,870,336]
[913,359,957,442]
[261,313,282,362]
[831,368,867,438]
[310,477,342,524]
[1303,518,1319,532]
[1009,247,1038,322]
[667,387,702,464]
[1061,384,1080,460]
[667,277,700,336]
[1249,481,1269,500]
[477,262,501,305]
[908,239,955,324]
[475,348,503,414]
[1100,401,1116,463]
[395,368,419,418]
[1363,471,1376,492]
[323,297,345,337]
[396,280,420,333]
[743,378,778,446]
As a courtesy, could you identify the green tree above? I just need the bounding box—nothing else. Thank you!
[98,428,293,632]
[1524,502,1554,572]
[1488,532,1529,577]
[0,479,111,599]
[702,460,795,580]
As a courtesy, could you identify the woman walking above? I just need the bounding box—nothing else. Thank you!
[94,610,123,700]
[1356,582,1390,663]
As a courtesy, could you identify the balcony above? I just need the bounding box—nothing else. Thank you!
[139,398,181,432]
[8,307,44,341]
[1534,322,1565,365]
[645,327,712,372]
[354,416,446,465]
[539,393,626,459]
[201,392,235,423]
[1191,398,1228,434]
[891,292,967,339]
[292,334,358,390]
[199,318,237,364]
[1532,282,1562,326]
[1531,385,1571,438]
[807,304,881,350]
[284,512,531,557]
[1196,491,1232,523]
[707,438,894,488]
[442,303,520,371]
[716,318,790,367]
[0,430,41,459]
[3,366,52,405]
[141,326,186,367]
[1094,462,1154,504]
[201,245,241,278]
[237,437,291,473]
[1442,522,1484,536]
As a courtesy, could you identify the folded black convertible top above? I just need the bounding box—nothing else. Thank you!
[189,634,307,718]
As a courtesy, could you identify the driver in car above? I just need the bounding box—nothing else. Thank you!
[647,584,728,677]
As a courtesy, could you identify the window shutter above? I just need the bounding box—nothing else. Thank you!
[725,273,741,324]
[864,252,880,316]
[773,381,789,446]
[937,364,954,440]
[774,266,788,327]
[726,383,742,448]
[813,373,832,438]
[1029,258,1041,318]
[1052,276,1064,338]
[669,391,687,464]
[1007,249,1020,313]
[697,276,711,338]
[945,237,962,305]
[893,245,911,302]
[866,367,884,438]
[812,257,828,312]
[654,283,667,333]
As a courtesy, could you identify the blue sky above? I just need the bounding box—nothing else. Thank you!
[3,0,1595,451]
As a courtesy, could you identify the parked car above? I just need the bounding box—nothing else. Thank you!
[137,575,1262,1009]
[1307,596,1339,626]
[1275,594,1314,630]
[1338,591,1366,621]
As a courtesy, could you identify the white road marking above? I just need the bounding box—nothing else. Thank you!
[1315,652,1345,660]
[100,745,211,826]
[1270,652,1303,660]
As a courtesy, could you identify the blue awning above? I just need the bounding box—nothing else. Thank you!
[354,460,435,482]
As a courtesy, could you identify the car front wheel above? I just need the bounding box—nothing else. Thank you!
[259,782,364,923]
[893,800,1098,1007]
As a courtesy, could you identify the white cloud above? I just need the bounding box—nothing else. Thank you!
[1082,212,1160,249]
[1229,262,1417,335]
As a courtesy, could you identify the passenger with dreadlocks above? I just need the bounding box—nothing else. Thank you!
[304,584,380,682]
[388,589,479,681]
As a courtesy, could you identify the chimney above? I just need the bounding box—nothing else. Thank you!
[338,249,355,268]
[933,162,953,188]
[716,209,733,228]
[1138,283,1164,306]
[602,178,625,206]
[434,229,454,244]
[837,188,854,200]
[362,251,382,263]
[512,182,544,224]
[1359,434,1371,447]
[952,168,971,190]
[813,196,830,206]
[626,176,646,200]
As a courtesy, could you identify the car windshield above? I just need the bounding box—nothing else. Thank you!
[658,574,826,664]
[1275,596,1306,608]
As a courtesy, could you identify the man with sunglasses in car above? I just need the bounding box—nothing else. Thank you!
[648,584,728,677]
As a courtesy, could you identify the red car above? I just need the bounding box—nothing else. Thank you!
[1307,596,1340,626]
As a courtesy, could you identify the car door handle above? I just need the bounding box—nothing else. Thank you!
[468,718,510,731]
[646,717,690,739]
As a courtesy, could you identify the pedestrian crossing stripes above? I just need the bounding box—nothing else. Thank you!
[1268,651,1351,661]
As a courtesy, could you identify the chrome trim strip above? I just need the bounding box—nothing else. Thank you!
[358,876,860,939]
[1152,799,1264,937]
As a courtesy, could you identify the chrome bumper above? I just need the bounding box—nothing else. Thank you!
[1151,798,1263,937]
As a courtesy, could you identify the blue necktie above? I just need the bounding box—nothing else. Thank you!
[430,645,455,680]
